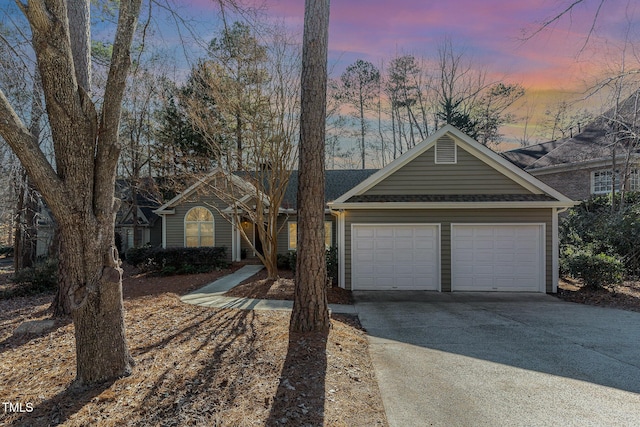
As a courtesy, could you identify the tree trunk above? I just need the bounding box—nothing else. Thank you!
[13,173,38,271]
[57,211,132,382]
[290,0,330,334]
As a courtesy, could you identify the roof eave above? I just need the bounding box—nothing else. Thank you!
[329,201,578,209]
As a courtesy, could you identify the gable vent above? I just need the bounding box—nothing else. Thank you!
[435,135,457,164]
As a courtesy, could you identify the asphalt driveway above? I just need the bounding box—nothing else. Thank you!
[354,292,640,427]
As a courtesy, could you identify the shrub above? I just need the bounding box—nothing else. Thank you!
[125,245,153,268]
[126,246,228,274]
[326,246,338,286]
[276,253,291,270]
[7,259,58,297]
[277,248,338,286]
[563,248,624,289]
[561,194,640,276]
[287,250,297,272]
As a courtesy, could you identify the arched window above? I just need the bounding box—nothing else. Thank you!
[185,207,214,247]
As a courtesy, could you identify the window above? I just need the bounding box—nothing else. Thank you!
[288,221,332,250]
[185,207,214,247]
[435,135,457,164]
[630,169,640,191]
[592,169,640,195]
[592,170,614,194]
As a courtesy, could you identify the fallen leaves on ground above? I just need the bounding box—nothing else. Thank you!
[0,265,387,427]
[224,269,353,305]
[557,277,640,312]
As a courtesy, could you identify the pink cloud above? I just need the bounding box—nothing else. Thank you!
[184,0,638,91]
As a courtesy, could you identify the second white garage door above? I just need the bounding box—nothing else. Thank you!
[451,224,544,292]
[352,224,440,290]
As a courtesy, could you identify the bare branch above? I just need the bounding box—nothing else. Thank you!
[96,0,143,218]
[0,88,63,202]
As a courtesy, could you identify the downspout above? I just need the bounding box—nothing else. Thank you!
[231,219,237,263]
[552,207,570,294]
[161,213,167,249]
[330,208,346,289]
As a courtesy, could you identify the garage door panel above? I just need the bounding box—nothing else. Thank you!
[375,240,394,250]
[452,224,544,292]
[352,225,440,291]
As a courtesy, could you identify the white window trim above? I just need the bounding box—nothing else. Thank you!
[591,169,640,195]
[287,221,332,250]
[591,170,614,195]
[184,206,215,248]
[629,168,639,191]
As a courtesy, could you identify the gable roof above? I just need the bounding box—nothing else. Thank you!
[330,125,575,209]
[503,93,640,171]
[154,166,259,214]
[153,166,378,214]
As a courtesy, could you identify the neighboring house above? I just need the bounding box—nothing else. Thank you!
[116,202,162,252]
[502,105,640,201]
[155,125,575,293]
[115,179,163,252]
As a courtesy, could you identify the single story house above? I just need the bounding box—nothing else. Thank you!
[155,125,576,293]
[502,97,640,201]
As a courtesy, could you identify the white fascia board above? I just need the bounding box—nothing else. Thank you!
[449,128,575,203]
[153,208,175,215]
[331,124,575,205]
[329,201,578,209]
[154,167,256,212]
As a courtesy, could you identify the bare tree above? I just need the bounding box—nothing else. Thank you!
[335,59,380,169]
[434,38,488,137]
[290,0,330,334]
[185,23,300,280]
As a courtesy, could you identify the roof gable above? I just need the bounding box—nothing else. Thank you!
[154,167,256,214]
[154,167,379,214]
[362,138,533,196]
[331,125,574,207]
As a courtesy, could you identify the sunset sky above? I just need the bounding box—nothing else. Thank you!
[172,0,638,144]
[184,0,638,92]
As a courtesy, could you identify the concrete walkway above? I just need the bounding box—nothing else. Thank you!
[180,264,356,314]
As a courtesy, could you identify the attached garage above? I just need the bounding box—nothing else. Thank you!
[451,224,545,292]
[329,125,576,293]
[351,224,440,290]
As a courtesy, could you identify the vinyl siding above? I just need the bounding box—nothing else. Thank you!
[163,197,233,259]
[363,143,533,196]
[343,209,554,292]
[277,215,336,254]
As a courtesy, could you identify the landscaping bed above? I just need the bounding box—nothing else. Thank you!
[557,276,640,312]
[224,268,353,305]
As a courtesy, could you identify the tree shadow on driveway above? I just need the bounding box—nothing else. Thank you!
[354,291,640,394]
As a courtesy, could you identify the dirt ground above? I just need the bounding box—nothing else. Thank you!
[225,268,353,305]
[557,276,640,312]
[0,262,387,426]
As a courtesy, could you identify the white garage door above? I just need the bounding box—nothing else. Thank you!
[451,224,544,292]
[352,224,439,290]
